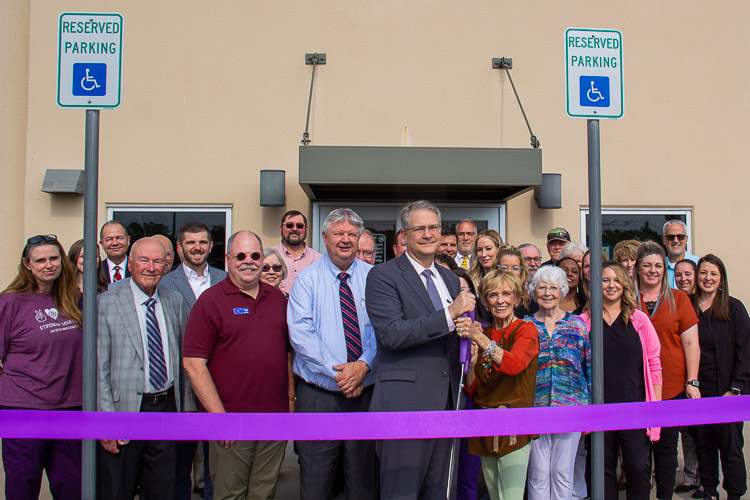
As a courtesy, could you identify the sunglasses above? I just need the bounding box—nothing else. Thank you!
[263,264,283,272]
[664,234,686,241]
[229,251,262,262]
[27,234,58,245]
[284,222,305,230]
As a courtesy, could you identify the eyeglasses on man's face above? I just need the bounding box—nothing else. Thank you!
[407,225,441,235]
[664,234,686,242]
[284,222,305,230]
[229,251,262,262]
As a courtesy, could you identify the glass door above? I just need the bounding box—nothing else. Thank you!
[312,203,505,262]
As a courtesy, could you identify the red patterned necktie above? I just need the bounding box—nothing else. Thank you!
[113,265,122,281]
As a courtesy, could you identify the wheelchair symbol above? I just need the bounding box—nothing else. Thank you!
[586,81,604,102]
[80,68,100,91]
[579,76,610,107]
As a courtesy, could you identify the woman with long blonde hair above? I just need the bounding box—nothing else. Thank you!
[581,261,662,500]
[467,229,504,287]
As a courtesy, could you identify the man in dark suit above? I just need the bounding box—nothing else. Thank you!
[99,220,131,283]
[160,221,226,499]
[365,200,476,499]
[96,237,194,499]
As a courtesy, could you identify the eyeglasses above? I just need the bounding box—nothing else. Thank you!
[457,232,476,238]
[27,234,58,245]
[284,222,305,230]
[536,285,561,294]
[524,256,542,264]
[499,265,522,272]
[229,251,262,262]
[407,225,441,235]
[664,234,686,242]
[262,264,283,272]
[357,250,375,258]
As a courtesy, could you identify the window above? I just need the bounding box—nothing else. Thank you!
[106,205,231,270]
[579,208,692,259]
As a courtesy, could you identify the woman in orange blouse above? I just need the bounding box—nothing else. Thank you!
[455,269,539,500]
[633,241,700,499]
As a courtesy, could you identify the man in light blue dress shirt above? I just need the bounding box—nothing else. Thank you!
[288,208,378,500]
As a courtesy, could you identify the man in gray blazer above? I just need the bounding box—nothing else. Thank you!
[160,221,226,310]
[365,200,476,499]
[96,237,194,499]
[159,221,225,499]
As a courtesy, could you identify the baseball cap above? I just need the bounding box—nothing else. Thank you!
[546,228,571,243]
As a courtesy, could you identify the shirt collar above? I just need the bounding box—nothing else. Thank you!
[107,257,127,271]
[405,250,439,277]
[130,278,160,304]
[281,243,308,257]
[323,254,360,279]
[182,262,209,279]
[220,276,269,298]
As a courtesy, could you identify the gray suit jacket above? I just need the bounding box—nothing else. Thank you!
[160,264,226,311]
[365,253,461,413]
[97,278,195,413]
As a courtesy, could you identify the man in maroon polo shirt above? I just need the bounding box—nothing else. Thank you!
[183,230,290,499]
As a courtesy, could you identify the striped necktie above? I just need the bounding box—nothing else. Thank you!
[144,298,168,390]
[113,265,123,281]
[339,272,363,362]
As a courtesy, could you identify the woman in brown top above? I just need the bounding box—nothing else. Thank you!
[456,269,539,500]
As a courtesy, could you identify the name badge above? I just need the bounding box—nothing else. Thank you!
[233,307,250,315]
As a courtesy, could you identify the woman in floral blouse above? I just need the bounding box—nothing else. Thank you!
[525,265,591,500]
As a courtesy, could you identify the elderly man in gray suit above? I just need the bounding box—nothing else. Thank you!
[365,200,476,500]
[160,221,226,500]
[96,237,194,500]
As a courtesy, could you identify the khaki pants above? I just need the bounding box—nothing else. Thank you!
[209,440,286,500]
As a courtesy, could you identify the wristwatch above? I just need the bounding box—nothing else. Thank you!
[731,387,742,396]
[686,380,699,388]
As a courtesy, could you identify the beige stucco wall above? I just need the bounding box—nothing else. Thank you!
[3,1,749,299]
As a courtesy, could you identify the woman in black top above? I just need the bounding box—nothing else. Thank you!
[691,254,750,500]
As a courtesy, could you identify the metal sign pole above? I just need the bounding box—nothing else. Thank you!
[587,118,604,500]
[82,109,100,499]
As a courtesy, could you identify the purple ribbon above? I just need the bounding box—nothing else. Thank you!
[1,397,748,441]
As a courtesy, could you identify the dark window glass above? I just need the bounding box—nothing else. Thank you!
[110,211,227,270]
[584,212,687,259]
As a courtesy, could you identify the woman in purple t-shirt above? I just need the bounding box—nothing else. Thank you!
[0,235,83,500]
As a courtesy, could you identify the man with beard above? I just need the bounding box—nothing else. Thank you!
[662,219,699,289]
[161,221,226,499]
[273,210,322,295]
[288,208,378,499]
[454,219,477,270]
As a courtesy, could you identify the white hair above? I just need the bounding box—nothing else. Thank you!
[561,241,588,259]
[662,219,687,234]
[322,208,364,235]
[529,265,569,297]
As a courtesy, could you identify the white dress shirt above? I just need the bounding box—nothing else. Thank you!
[183,262,212,299]
[130,280,173,393]
[405,251,456,331]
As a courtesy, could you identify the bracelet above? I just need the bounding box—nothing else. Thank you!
[482,340,497,359]
[289,396,297,402]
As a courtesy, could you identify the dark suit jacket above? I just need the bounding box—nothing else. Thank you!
[159,264,227,311]
[100,259,131,284]
[365,253,461,412]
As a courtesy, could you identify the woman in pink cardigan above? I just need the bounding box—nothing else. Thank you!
[581,261,662,500]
